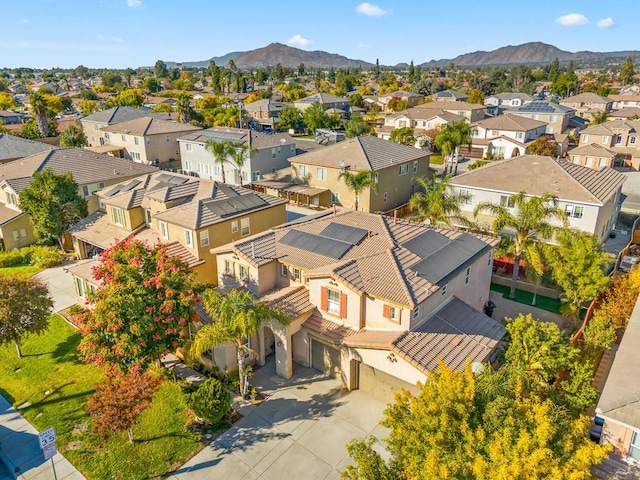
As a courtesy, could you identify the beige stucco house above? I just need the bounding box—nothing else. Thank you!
[449,154,626,242]
[288,136,431,213]
[572,119,640,169]
[559,92,612,120]
[67,171,287,285]
[0,148,156,251]
[509,101,575,134]
[80,106,171,147]
[209,210,504,401]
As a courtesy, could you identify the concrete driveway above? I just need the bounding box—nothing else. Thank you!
[170,362,389,480]
[34,261,89,313]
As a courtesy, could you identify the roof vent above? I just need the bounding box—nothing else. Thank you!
[113,169,117,175]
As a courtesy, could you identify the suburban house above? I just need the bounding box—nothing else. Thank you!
[67,171,287,285]
[209,209,505,401]
[448,154,626,241]
[376,109,465,146]
[0,148,157,251]
[0,133,56,163]
[485,92,535,109]
[177,127,297,185]
[243,99,286,131]
[142,96,176,110]
[0,110,25,125]
[608,94,640,110]
[100,117,201,170]
[464,114,549,159]
[596,295,640,464]
[509,101,575,134]
[433,89,468,102]
[609,107,640,121]
[559,92,613,120]
[287,136,431,213]
[412,101,486,123]
[573,119,640,169]
[80,106,171,147]
[294,93,350,113]
[376,90,425,112]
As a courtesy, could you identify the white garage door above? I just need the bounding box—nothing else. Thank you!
[311,339,341,378]
[358,363,419,403]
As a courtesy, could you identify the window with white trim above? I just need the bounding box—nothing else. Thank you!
[298,164,308,177]
[572,155,579,164]
[134,136,139,145]
[186,143,192,151]
[413,161,418,173]
[398,163,409,175]
[465,267,471,285]
[616,134,623,144]
[602,135,609,144]
[316,167,326,180]
[582,134,588,143]
[184,229,193,247]
[12,230,18,241]
[239,265,249,281]
[327,289,340,316]
[200,229,209,247]
[6,192,17,206]
[631,136,637,145]
[598,157,607,167]
[19,228,26,238]
[252,171,261,182]
[331,192,340,204]
[293,268,300,281]
[144,209,152,225]
[224,260,233,275]
[241,218,250,236]
[110,206,126,227]
[390,306,400,322]
[159,221,169,239]
[459,189,473,205]
[121,134,126,142]
[231,221,238,233]
[281,264,288,277]
[500,195,515,208]
[565,205,584,219]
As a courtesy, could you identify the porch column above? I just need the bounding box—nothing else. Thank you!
[275,332,293,379]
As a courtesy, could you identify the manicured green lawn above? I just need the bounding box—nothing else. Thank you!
[490,283,562,314]
[0,263,40,278]
[430,155,444,165]
[0,315,202,480]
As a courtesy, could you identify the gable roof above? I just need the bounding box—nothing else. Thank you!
[0,133,57,162]
[296,93,348,105]
[434,89,468,100]
[413,100,484,112]
[292,136,428,171]
[101,117,201,136]
[581,119,640,135]
[474,114,547,132]
[561,92,611,104]
[0,148,158,188]
[568,143,618,158]
[80,106,154,124]
[488,92,535,102]
[178,127,294,150]
[449,154,626,204]
[512,101,574,115]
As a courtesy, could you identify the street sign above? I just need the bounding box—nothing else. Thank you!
[38,427,56,449]
[42,443,57,461]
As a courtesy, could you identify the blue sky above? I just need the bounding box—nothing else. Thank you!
[3,0,639,69]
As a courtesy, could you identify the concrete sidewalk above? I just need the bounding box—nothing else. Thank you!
[0,395,85,480]
[34,261,88,313]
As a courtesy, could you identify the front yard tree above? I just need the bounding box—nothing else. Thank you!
[408,173,470,227]
[190,288,289,398]
[187,377,231,424]
[87,366,161,443]
[338,170,378,211]
[59,124,88,148]
[434,120,471,163]
[278,107,304,132]
[302,102,332,135]
[205,139,234,184]
[19,168,88,247]
[474,192,567,299]
[345,114,373,138]
[175,93,193,123]
[0,276,53,358]
[77,238,202,372]
[527,136,558,157]
[620,58,636,86]
[388,127,415,146]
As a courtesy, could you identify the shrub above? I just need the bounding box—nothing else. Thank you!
[20,246,64,269]
[187,377,231,425]
[0,249,25,267]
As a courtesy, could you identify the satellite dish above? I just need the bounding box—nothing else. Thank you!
[280,138,286,143]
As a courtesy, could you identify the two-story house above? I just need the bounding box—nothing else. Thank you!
[209,210,505,401]
[449,154,626,241]
[376,109,465,146]
[464,114,549,159]
[509,101,575,134]
[559,92,613,120]
[67,171,287,285]
[177,127,297,185]
[243,99,286,131]
[433,89,468,102]
[570,119,640,169]
[289,136,431,213]
[413,101,486,123]
[294,93,350,113]
[80,106,172,147]
[376,90,425,112]
[0,148,157,251]
[608,94,640,110]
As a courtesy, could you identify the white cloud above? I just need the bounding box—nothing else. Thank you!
[111,37,124,43]
[556,13,589,26]
[356,2,392,17]
[597,17,615,28]
[126,0,142,7]
[287,34,312,47]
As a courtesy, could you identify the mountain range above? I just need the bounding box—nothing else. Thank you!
[161,42,640,70]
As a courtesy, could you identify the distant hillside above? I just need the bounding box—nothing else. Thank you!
[419,42,640,67]
[165,51,244,69]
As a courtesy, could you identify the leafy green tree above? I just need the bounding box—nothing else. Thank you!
[277,107,304,131]
[101,71,122,88]
[466,89,485,105]
[344,114,373,138]
[59,124,88,148]
[550,71,577,97]
[409,173,470,226]
[109,89,144,108]
[175,93,193,123]
[190,288,289,397]
[547,229,611,319]
[388,126,415,146]
[154,60,168,78]
[29,90,50,136]
[349,93,364,108]
[620,58,636,86]
[474,192,567,299]
[387,97,409,112]
[187,377,231,424]
[591,111,610,125]
[527,136,558,156]
[205,139,234,183]
[19,168,88,247]
[142,77,160,93]
[0,276,53,358]
[596,265,640,329]
[0,92,15,110]
[302,102,332,134]
[18,118,44,139]
[228,142,257,186]
[434,120,471,161]
[337,170,378,211]
[77,238,202,372]
[582,310,617,354]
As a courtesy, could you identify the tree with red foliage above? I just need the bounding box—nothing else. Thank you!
[77,238,203,372]
[87,366,161,443]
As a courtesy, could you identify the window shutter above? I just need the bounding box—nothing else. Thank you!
[340,292,347,319]
[321,286,328,311]
[383,304,391,319]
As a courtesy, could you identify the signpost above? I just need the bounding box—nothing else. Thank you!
[37,427,58,480]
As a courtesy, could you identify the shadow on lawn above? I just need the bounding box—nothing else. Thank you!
[51,331,84,365]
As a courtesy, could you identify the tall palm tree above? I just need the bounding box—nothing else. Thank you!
[474,192,567,299]
[591,111,609,125]
[190,289,289,397]
[337,170,378,211]
[175,93,192,124]
[29,91,49,137]
[228,142,257,186]
[205,139,234,183]
[408,173,471,226]
[434,120,471,172]
[59,125,87,148]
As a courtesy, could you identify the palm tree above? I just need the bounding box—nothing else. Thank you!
[408,173,471,226]
[175,93,192,124]
[337,170,378,211]
[190,289,289,397]
[474,192,567,299]
[228,142,257,186]
[205,139,234,183]
[59,125,87,148]
[434,120,471,172]
[29,91,49,137]
[591,111,609,125]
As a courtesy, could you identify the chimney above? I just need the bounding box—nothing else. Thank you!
[393,209,397,225]
[251,241,255,259]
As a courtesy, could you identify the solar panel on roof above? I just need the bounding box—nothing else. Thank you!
[280,230,353,259]
[204,194,268,218]
[403,230,451,258]
[319,223,368,245]
[120,179,141,192]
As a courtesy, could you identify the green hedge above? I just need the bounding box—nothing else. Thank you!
[0,246,64,269]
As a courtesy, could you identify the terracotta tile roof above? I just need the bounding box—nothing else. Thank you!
[67,211,133,249]
[302,314,357,344]
[581,119,640,135]
[80,106,170,124]
[392,296,505,373]
[610,107,640,119]
[164,241,205,268]
[474,114,547,131]
[261,286,315,319]
[568,143,618,158]
[449,154,626,204]
[65,259,102,286]
[342,329,405,349]
[413,100,484,111]
[178,127,294,150]
[561,92,611,104]
[0,204,23,226]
